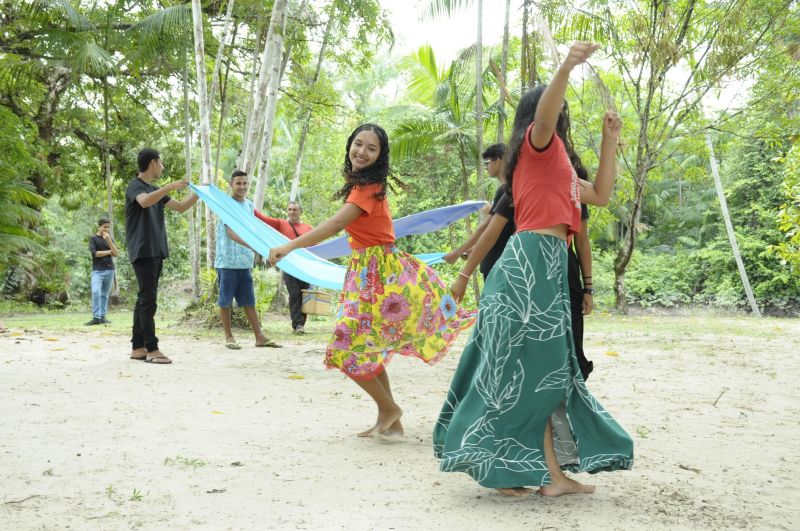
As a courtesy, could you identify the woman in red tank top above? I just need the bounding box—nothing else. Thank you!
[435,43,634,499]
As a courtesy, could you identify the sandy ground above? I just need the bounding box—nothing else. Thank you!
[1,317,799,530]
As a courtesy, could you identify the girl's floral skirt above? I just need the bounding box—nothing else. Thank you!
[325,244,476,380]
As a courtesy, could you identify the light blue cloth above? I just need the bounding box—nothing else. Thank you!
[191,184,451,290]
[308,200,488,259]
[214,197,256,269]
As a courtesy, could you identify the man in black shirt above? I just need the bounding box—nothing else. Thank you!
[125,148,199,364]
[86,216,118,326]
[443,143,515,279]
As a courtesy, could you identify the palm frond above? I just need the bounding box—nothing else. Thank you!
[70,42,116,77]
[420,0,475,21]
[26,0,95,31]
[128,4,192,52]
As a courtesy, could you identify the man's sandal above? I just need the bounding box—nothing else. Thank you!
[145,354,172,364]
[255,339,282,348]
[225,340,242,350]
[130,349,147,361]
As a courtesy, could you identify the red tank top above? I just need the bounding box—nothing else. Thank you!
[512,124,582,237]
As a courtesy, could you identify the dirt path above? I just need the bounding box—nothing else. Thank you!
[1,318,798,530]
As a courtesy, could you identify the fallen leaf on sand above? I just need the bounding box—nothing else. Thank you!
[605,351,620,357]
[211,411,224,415]
[10,332,23,337]
[44,337,59,341]
[50,347,66,351]
[288,374,305,380]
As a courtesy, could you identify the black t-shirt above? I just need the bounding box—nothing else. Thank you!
[89,235,115,271]
[480,187,517,277]
[125,177,171,263]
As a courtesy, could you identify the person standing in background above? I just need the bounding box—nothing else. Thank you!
[86,216,118,326]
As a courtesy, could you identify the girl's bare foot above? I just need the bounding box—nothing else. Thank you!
[357,407,403,437]
[357,423,378,437]
[496,487,532,498]
[539,478,595,497]
[382,418,404,437]
[376,407,403,435]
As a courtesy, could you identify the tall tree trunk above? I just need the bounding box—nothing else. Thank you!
[252,0,289,210]
[207,0,235,110]
[458,143,480,303]
[706,132,761,316]
[497,0,511,143]
[290,14,334,202]
[214,38,234,187]
[239,21,265,170]
[183,55,200,300]
[239,0,288,175]
[521,1,529,94]
[613,164,647,313]
[191,1,214,269]
[102,79,113,233]
[475,0,484,203]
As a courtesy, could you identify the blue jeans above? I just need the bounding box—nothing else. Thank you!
[91,269,115,319]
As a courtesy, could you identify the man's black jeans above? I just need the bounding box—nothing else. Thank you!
[282,272,310,330]
[132,257,163,352]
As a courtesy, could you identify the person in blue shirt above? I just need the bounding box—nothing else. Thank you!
[215,170,281,350]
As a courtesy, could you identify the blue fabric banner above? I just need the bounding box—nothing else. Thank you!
[307,200,487,259]
[190,184,451,290]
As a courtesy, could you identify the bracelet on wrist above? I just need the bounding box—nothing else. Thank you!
[582,288,594,295]
[458,272,471,280]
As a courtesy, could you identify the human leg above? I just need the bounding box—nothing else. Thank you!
[132,257,167,361]
[351,368,403,437]
[99,269,114,320]
[217,269,238,348]
[376,369,403,436]
[283,272,307,331]
[539,419,595,497]
[90,270,102,320]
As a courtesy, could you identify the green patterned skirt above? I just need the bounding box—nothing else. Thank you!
[433,232,633,488]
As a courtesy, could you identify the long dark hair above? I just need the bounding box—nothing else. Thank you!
[333,123,404,201]
[503,86,588,196]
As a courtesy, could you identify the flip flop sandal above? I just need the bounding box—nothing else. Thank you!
[145,355,172,364]
[225,340,242,350]
[255,339,282,348]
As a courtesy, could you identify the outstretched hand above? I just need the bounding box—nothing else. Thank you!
[561,42,600,71]
[602,111,623,142]
[268,244,291,266]
[169,178,190,192]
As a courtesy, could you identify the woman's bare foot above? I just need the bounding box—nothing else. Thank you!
[539,477,595,497]
[357,407,403,437]
[496,487,532,498]
[382,418,404,437]
[357,423,378,437]
[376,407,403,435]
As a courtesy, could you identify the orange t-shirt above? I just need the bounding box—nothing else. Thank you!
[345,184,395,249]
[512,123,582,237]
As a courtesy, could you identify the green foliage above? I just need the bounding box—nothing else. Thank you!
[0,107,47,279]
[775,143,800,272]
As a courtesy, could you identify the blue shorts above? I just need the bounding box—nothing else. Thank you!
[217,268,255,308]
